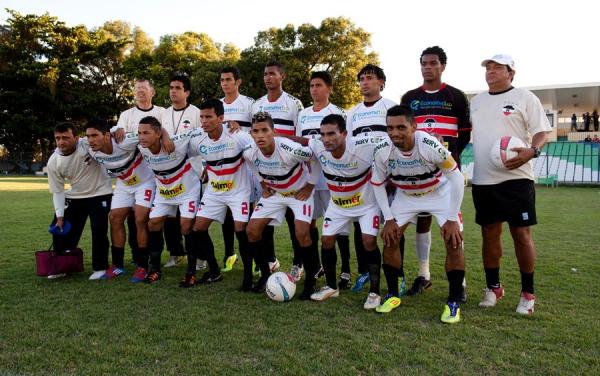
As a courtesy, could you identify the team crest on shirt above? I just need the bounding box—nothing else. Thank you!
[502,105,515,116]
[424,118,436,129]
[181,120,191,129]
[323,217,332,228]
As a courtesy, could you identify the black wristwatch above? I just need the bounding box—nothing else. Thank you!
[531,146,541,158]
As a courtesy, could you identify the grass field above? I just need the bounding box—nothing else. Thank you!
[0,177,599,375]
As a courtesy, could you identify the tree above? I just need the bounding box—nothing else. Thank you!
[239,17,378,108]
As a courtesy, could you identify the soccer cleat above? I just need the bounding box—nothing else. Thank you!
[351,272,370,293]
[339,272,352,290]
[363,293,381,310]
[310,286,339,301]
[516,292,535,315]
[89,270,106,280]
[290,264,304,282]
[130,267,147,283]
[144,271,161,284]
[179,273,197,288]
[164,256,184,268]
[399,275,407,297]
[376,294,401,313]
[479,286,505,307]
[102,265,126,280]
[252,276,268,293]
[269,259,280,273]
[441,301,461,324]
[221,254,238,272]
[47,273,67,279]
[197,271,223,285]
[196,259,208,271]
[406,276,432,296]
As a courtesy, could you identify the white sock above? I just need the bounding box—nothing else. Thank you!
[416,232,431,280]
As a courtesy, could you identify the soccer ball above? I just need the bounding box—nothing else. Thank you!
[265,272,296,302]
[489,136,527,169]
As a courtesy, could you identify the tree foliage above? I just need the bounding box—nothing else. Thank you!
[0,10,377,165]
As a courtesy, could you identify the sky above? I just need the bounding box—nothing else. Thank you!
[2,0,598,101]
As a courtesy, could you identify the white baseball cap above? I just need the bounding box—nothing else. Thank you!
[481,54,515,70]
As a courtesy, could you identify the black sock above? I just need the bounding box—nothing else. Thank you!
[222,209,235,258]
[236,231,253,285]
[197,230,219,275]
[126,214,139,262]
[520,271,534,294]
[485,267,501,289]
[399,234,405,261]
[366,247,381,295]
[337,235,351,274]
[447,269,465,303]
[184,232,199,275]
[287,214,301,266]
[382,263,400,297]
[148,230,164,273]
[249,240,270,279]
[301,244,318,292]
[321,247,337,289]
[136,247,149,270]
[262,226,276,263]
[111,246,125,269]
[354,223,367,274]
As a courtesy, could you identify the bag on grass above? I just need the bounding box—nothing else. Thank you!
[35,247,84,276]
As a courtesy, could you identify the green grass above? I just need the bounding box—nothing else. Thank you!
[0,177,599,375]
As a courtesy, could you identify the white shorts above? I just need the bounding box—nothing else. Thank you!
[196,192,251,223]
[313,190,330,219]
[322,203,381,237]
[391,186,464,231]
[251,193,314,225]
[111,179,155,209]
[150,183,201,220]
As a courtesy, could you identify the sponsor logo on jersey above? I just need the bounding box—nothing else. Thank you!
[158,183,185,198]
[259,104,288,113]
[502,105,515,116]
[332,192,363,208]
[319,156,358,170]
[278,190,297,198]
[123,175,139,186]
[300,114,324,124]
[280,142,310,157]
[411,99,453,111]
[199,142,235,155]
[352,109,387,122]
[210,180,234,192]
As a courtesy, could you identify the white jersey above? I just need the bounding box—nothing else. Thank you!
[189,129,254,197]
[116,105,165,134]
[470,87,551,185]
[252,91,303,136]
[309,137,379,215]
[297,103,347,191]
[243,137,313,196]
[161,104,201,136]
[296,103,347,139]
[139,129,202,201]
[347,97,397,142]
[372,131,459,197]
[82,134,153,188]
[222,95,254,133]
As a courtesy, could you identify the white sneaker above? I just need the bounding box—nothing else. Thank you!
[47,273,66,279]
[196,259,207,271]
[290,264,304,282]
[89,270,106,280]
[516,292,535,315]
[310,286,339,301]
[479,287,505,307]
[363,292,381,310]
[269,259,280,273]
[164,256,183,268]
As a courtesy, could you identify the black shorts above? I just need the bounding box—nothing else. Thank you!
[472,179,537,227]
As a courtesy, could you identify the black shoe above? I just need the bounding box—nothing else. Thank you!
[239,279,253,292]
[406,276,432,296]
[144,271,161,284]
[299,287,316,300]
[252,276,268,293]
[197,271,223,285]
[179,273,197,288]
[338,272,352,290]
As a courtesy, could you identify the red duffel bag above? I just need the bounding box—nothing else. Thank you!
[35,248,84,277]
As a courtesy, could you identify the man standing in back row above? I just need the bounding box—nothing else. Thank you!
[470,54,551,315]
[401,46,471,298]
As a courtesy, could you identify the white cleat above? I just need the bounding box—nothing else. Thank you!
[310,286,339,301]
[89,270,106,280]
[516,292,535,315]
[289,264,304,282]
[196,259,208,271]
[269,259,280,273]
[479,287,504,307]
[363,292,381,310]
[164,256,184,268]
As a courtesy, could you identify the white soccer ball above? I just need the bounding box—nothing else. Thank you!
[265,272,296,302]
[489,136,527,169]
